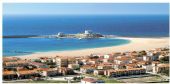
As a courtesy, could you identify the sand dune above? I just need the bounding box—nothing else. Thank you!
[14,37,169,59]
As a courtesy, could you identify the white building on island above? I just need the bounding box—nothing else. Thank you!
[84,30,92,34]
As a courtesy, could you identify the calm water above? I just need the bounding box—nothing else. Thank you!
[3,15,169,56]
[3,38,130,56]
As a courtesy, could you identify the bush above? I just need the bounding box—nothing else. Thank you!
[159,56,169,63]
[160,69,169,76]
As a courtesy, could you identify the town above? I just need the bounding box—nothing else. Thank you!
[3,47,169,83]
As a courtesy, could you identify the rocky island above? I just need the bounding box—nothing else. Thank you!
[3,30,107,39]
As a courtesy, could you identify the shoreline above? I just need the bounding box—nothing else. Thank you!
[4,36,169,59]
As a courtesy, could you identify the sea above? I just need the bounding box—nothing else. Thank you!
[3,15,169,56]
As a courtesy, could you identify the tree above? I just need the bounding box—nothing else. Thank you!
[139,50,147,56]
[161,69,169,76]
[159,56,169,63]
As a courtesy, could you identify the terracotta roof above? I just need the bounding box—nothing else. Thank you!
[3,57,19,62]
[126,63,138,67]
[98,63,114,66]
[29,62,46,66]
[38,68,57,71]
[137,61,150,65]
[5,60,29,65]
[18,69,38,75]
[115,57,131,61]
[3,71,16,75]
[158,64,169,67]
[81,65,96,69]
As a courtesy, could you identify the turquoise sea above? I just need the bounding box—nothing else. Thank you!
[3,15,169,56]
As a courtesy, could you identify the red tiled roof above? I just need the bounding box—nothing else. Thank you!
[3,70,16,75]
[158,64,169,67]
[3,57,19,62]
[29,62,46,66]
[5,60,29,65]
[18,69,38,75]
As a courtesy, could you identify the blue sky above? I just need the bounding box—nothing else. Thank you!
[3,3,169,15]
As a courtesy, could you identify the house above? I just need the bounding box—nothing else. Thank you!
[80,65,96,74]
[103,58,114,63]
[38,68,60,77]
[137,61,151,67]
[80,59,88,65]
[4,60,29,67]
[142,64,152,72]
[58,67,74,75]
[97,63,114,70]
[143,56,151,61]
[17,69,40,79]
[152,61,160,74]
[3,57,20,62]
[104,68,146,77]
[129,51,138,57]
[156,64,169,74]
[113,64,126,70]
[114,56,132,64]
[93,70,104,75]
[112,52,122,56]
[55,57,68,67]
[68,58,77,64]
[146,51,159,61]
[68,64,80,70]
[102,54,114,63]
[3,70,18,80]
[39,57,55,63]
[81,78,97,84]
[29,62,48,68]
[88,59,97,64]
[125,63,139,69]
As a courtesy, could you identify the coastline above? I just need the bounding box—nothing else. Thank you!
[6,36,169,59]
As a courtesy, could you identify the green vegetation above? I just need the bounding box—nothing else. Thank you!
[159,56,169,76]
[96,75,122,83]
[160,69,169,76]
[139,50,147,56]
[85,74,122,83]
[159,56,169,63]
[6,80,68,83]
[73,76,84,81]
[27,80,68,83]
[8,80,81,83]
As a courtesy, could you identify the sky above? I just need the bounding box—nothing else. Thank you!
[3,3,169,15]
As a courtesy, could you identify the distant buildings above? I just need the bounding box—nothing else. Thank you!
[3,47,169,82]
[29,62,49,68]
[57,32,64,37]
[104,68,146,77]
[55,57,68,67]
[38,68,60,77]
[56,30,103,39]
[84,30,92,35]
[153,64,169,74]
[3,70,17,80]
[68,64,80,70]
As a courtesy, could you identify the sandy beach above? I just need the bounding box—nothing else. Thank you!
[14,37,169,59]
